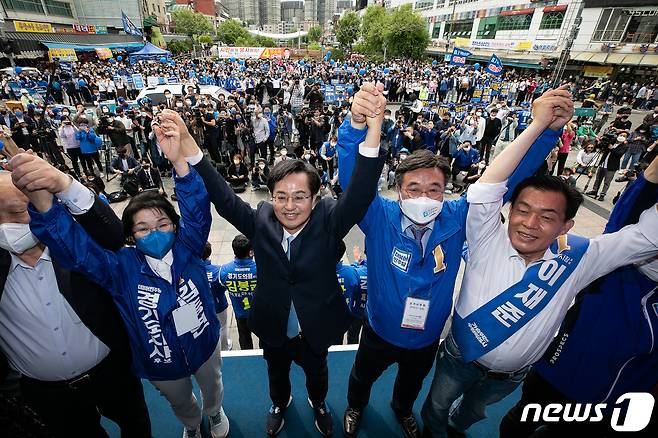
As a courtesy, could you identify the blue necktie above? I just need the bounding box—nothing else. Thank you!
[411,226,428,254]
[285,235,300,338]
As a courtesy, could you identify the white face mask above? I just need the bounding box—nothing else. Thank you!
[258,163,266,170]
[233,160,240,165]
[280,149,287,156]
[617,136,626,143]
[0,223,39,254]
[399,194,443,225]
[304,154,311,160]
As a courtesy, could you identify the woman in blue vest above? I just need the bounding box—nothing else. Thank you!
[319,135,338,179]
[75,120,104,176]
[23,120,229,438]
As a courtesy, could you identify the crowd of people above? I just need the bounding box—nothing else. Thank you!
[0,54,657,438]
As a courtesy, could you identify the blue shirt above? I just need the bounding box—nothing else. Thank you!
[205,260,229,314]
[337,119,560,348]
[218,258,257,319]
[336,262,361,318]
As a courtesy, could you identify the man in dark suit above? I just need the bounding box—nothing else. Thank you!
[156,83,387,437]
[136,157,165,194]
[0,163,151,437]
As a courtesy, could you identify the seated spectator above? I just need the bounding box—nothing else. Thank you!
[110,146,140,183]
[226,153,249,190]
[251,158,269,191]
[136,158,165,196]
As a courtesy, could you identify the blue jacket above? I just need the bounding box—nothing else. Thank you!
[337,119,559,348]
[75,128,101,154]
[534,174,658,405]
[205,260,229,314]
[352,263,368,319]
[336,262,362,318]
[29,168,219,381]
[421,128,438,153]
[218,258,257,319]
[452,147,480,169]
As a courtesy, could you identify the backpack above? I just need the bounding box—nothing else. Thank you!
[107,191,128,203]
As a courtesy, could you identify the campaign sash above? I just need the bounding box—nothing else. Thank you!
[452,234,589,363]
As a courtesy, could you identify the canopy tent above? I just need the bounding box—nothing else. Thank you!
[41,41,144,51]
[129,42,171,63]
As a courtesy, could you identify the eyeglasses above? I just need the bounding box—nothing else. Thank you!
[272,194,311,205]
[402,186,443,200]
[133,221,173,237]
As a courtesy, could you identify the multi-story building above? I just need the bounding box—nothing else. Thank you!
[0,0,143,64]
[305,0,336,28]
[386,0,656,79]
[259,0,281,25]
[224,0,259,24]
[337,0,355,14]
[282,0,304,23]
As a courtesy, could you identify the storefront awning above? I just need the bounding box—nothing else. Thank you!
[639,54,658,66]
[623,54,645,65]
[4,31,143,53]
[589,53,608,63]
[605,53,626,64]
[41,41,144,51]
[572,52,594,62]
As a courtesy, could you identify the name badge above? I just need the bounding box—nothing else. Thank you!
[173,304,200,336]
[401,297,430,330]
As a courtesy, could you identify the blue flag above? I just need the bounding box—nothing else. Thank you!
[122,11,143,37]
[486,54,504,76]
[449,48,471,66]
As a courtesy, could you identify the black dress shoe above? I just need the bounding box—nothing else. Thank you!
[391,403,421,438]
[343,405,362,437]
[265,395,292,436]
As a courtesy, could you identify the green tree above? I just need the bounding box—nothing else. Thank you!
[361,5,388,55]
[384,5,429,60]
[253,35,277,47]
[234,36,254,47]
[217,19,250,46]
[171,9,213,37]
[307,25,322,43]
[336,11,361,50]
[198,34,213,46]
[167,39,193,55]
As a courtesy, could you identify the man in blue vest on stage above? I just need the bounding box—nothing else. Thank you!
[421,103,658,437]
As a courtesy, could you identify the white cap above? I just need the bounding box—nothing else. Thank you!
[20,88,28,94]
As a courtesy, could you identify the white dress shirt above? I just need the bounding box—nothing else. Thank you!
[0,181,109,381]
[455,181,658,372]
[0,249,109,381]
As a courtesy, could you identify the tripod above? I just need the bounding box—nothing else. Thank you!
[101,135,118,183]
[575,149,602,192]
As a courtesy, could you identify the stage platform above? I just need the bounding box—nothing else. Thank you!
[103,345,520,437]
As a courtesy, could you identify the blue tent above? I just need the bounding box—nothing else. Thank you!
[129,42,171,63]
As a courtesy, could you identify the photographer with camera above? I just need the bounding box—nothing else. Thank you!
[309,108,328,153]
[493,112,519,160]
[75,119,104,177]
[263,105,278,164]
[105,112,131,151]
[136,157,165,196]
[586,131,629,201]
[438,124,460,159]
[110,146,140,185]
[250,157,269,191]
[199,104,222,163]
[226,153,250,192]
[217,108,237,158]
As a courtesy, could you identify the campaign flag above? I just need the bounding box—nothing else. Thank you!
[121,11,143,37]
[449,48,471,66]
[486,54,504,76]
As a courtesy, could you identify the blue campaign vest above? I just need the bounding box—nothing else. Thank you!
[452,234,590,362]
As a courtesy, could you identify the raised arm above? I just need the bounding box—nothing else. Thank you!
[480,85,574,185]
[158,109,256,239]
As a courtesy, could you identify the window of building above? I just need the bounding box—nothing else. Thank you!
[539,11,565,30]
[476,16,498,39]
[1,0,44,14]
[592,8,631,42]
[415,0,434,10]
[623,13,658,44]
[45,0,73,17]
[432,24,442,39]
[498,13,533,31]
[445,19,473,39]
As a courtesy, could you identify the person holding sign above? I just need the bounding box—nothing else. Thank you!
[12,118,230,438]
[421,99,658,438]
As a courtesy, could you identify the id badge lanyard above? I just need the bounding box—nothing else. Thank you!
[399,232,439,331]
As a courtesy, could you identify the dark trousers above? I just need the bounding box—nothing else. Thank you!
[479,139,494,164]
[236,317,255,350]
[556,152,569,176]
[500,369,658,438]
[320,158,335,179]
[348,323,440,416]
[250,141,268,165]
[66,147,87,177]
[262,335,329,408]
[20,351,151,438]
[346,319,363,345]
[83,152,103,175]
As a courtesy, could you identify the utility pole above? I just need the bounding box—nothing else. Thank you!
[550,1,585,87]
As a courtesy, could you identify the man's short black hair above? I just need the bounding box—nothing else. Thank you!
[202,242,212,260]
[337,240,346,262]
[122,191,180,244]
[232,234,252,259]
[395,149,451,187]
[510,175,584,221]
[267,159,321,195]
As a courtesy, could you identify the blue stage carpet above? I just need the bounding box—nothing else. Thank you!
[103,347,520,437]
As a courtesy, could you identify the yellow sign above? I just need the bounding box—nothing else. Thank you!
[513,41,532,51]
[95,48,113,60]
[48,48,78,62]
[14,20,53,33]
[583,65,614,78]
[455,38,470,48]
